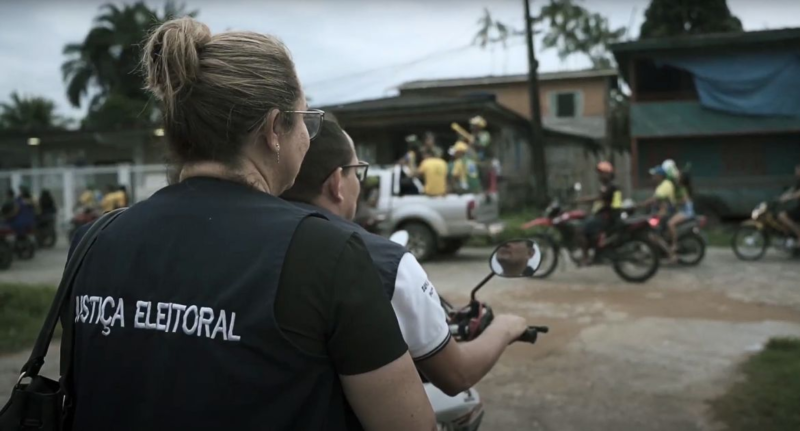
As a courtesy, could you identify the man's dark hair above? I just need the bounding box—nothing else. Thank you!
[281,118,354,203]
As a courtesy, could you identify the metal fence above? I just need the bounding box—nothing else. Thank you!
[0,164,169,228]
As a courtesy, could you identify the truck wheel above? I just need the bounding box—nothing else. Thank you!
[404,222,436,262]
[439,239,467,256]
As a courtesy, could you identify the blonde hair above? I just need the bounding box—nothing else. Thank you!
[143,17,301,165]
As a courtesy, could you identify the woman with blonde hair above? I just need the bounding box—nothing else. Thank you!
[64,17,434,431]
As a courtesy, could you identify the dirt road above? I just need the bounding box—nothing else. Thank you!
[2,245,799,430]
[424,247,800,430]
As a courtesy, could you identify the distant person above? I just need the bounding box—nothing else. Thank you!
[415,147,448,196]
[422,131,443,158]
[7,187,36,237]
[100,185,122,213]
[1,189,16,220]
[119,185,130,207]
[449,141,481,194]
[667,169,695,260]
[778,163,800,244]
[39,189,57,218]
[639,165,675,217]
[467,116,491,161]
[574,162,622,266]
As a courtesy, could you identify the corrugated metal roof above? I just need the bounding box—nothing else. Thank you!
[543,116,606,141]
[319,94,493,113]
[398,68,617,91]
[611,27,800,55]
[631,101,800,138]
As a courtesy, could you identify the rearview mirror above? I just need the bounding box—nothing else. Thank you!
[490,239,542,278]
[389,230,409,247]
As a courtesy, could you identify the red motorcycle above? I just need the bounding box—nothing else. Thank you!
[521,200,660,283]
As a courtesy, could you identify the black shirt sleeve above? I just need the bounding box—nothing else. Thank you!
[275,217,408,376]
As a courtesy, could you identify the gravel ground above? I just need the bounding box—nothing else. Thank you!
[423,247,800,430]
[2,245,799,430]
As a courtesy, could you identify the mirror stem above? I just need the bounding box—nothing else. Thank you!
[470,273,495,302]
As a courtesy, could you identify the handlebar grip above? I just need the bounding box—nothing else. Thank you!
[517,326,549,344]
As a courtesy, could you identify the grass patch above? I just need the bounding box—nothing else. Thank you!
[469,209,544,247]
[710,337,800,431]
[0,284,58,354]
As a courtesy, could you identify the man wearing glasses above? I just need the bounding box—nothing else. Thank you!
[281,118,528,399]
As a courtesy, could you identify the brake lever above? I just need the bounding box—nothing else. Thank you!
[518,326,549,344]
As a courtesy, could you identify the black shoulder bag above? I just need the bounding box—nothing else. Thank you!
[0,208,126,431]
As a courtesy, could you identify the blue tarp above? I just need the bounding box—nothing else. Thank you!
[660,52,800,118]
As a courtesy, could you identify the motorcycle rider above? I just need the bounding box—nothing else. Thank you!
[282,118,529,397]
[639,165,676,217]
[574,161,623,265]
[667,168,695,260]
[777,163,800,244]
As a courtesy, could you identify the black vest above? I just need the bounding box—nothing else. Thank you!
[291,202,406,299]
[69,178,348,431]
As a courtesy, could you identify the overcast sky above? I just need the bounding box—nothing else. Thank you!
[2,0,800,122]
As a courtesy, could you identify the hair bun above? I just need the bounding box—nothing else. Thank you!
[143,17,211,114]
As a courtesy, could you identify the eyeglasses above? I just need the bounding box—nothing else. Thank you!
[285,109,325,140]
[341,161,370,183]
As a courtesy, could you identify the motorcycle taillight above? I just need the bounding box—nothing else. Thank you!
[648,217,660,228]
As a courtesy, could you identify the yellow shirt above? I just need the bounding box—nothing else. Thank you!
[417,158,448,196]
[654,179,676,205]
[100,191,125,213]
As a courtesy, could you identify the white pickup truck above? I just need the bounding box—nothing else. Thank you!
[361,165,504,261]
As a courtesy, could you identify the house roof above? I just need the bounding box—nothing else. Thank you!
[320,94,496,114]
[543,116,606,141]
[320,94,604,143]
[611,27,800,81]
[611,27,800,55]
[631,101,800,138]
[398,68,617,91]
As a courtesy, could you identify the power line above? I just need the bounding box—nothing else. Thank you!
[303,42,475,88]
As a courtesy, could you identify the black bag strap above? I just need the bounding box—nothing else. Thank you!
[18,208,126,380]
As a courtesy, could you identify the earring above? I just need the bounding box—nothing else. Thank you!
[276,143,281,164]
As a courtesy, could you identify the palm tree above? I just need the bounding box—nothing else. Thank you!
[61,1,196,128]
[0,92,66,132]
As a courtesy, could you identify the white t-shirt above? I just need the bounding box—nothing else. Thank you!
[391,253,451,361]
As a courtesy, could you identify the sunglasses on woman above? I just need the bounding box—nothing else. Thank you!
[284,109,325,140]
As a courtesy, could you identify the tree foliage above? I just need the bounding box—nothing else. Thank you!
[0,92,67,132]
[61,1,196,129]
[640,0,743,39]
[474,0,626,69]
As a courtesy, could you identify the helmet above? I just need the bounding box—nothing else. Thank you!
[596,161,614,174]
[662,159,679,180]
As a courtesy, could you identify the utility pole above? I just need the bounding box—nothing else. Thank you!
[524,0,548,204]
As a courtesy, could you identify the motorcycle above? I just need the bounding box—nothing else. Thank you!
[732,201,800,261]
[0,225,36,262]
[629,202,707,266]
[520,198,660,283]
[390,231,547,430]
